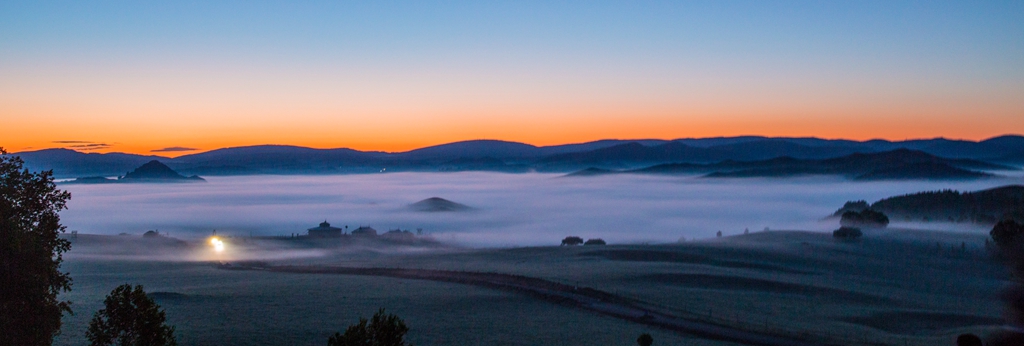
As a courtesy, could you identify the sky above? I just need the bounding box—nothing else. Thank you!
[2,1,1022,156]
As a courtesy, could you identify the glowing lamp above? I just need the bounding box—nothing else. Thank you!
[209,237,225,252]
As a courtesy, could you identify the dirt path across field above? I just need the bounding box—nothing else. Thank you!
[220,264,833,346]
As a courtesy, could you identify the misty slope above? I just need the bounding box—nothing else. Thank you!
[12,135,1024,177]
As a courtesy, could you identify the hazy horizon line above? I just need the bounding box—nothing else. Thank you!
[10,133,1023,158]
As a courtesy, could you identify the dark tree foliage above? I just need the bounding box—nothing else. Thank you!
[989,220,1024,345]
[583,238,606,245]
[869,186,1024,224]
[328,308,410,346]
[0,148,73,346]
[86,284,177,346]
[956,333,983,346]
[636,333,653,346]
[991,219,1024,250]
[831,200,869,216]
[832,227,863,239]
[839,209,889,228]
[561,236,584,246]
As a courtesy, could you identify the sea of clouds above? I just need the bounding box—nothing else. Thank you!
[58,173,1023,247]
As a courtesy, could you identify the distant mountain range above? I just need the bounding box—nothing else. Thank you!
[8,135,1024,178]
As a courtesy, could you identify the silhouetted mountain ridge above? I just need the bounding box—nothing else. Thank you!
[10,135,1022,178]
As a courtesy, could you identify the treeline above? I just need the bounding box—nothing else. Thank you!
[841,185,1024,224]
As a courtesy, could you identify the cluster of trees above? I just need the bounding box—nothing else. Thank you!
[832,200,870,216]
[561,236,606,246]
[832,227,863,240]
[839,209,889,228]
[868,186,1024,224]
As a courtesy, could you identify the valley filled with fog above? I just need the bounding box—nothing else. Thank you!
[59,173,1019,247]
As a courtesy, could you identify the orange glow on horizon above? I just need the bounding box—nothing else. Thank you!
[3,75,1021,157]
[5,111,1021,157]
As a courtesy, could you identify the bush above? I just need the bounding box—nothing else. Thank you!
[636,333,653,346]
[561,236,584,246]
[840,209,889,228]
[991,219,1024,250]
[583,238,606,245]
[956,333,983,346]
[833,227,863,239]
[86,284,177,346]
[328,308,410,346]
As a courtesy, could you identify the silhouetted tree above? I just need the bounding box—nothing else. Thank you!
[989,220,1024,345]
[991,219,1024,251]
[1,148,73,346]
[832,200,869,216]
[561,236,584,246]
[86,284,177,346]
[956,333,983,346]
[584,238,606,245]
[832,227,862,240]
[328,308,410,346]
[840,209,889,228]
[636,333,653,346]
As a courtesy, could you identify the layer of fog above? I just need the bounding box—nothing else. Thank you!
[59,173,1022,247]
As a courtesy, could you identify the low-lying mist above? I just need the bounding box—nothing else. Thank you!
[59,173,1020,247]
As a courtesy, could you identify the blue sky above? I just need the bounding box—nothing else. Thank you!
[2,1,1022,153]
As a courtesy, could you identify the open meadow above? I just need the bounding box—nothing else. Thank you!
[54,227,1006,346]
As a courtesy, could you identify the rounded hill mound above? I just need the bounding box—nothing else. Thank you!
[409,197,473,212]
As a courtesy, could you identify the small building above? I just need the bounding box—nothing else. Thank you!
[351,226,377,236]
[307,221,342,237]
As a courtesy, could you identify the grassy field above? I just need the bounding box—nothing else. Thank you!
[55,228,1007,346]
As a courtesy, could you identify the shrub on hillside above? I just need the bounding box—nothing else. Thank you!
[584,238,606,245]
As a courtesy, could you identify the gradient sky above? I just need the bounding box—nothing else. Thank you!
[2,1,1022,156]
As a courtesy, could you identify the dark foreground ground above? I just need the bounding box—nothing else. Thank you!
[55,229,1007,346]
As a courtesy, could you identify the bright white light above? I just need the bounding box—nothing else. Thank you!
[209,237,225,252]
